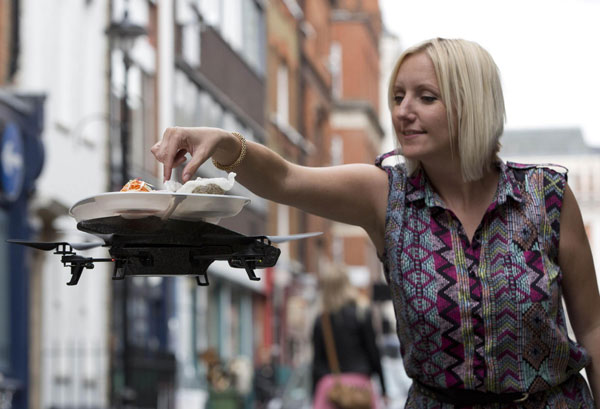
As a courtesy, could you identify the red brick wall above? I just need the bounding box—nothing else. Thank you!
[0,0,12,84]
[332,21,380,115]
[302,0,332,86]
[345,236,366,265]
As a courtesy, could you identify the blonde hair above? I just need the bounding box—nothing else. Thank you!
[318,263,356,313]
[387,38,506,182]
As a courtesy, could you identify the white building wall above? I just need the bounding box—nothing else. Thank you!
[18,0,111,407]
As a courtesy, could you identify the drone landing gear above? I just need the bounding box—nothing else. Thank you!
[67,265,86,286]
[190,257,214,286]
[62,255,113,286]
[112,260,126,281]
[190,256,261,285]
[243,262,260,281]
[196,273,209,286]
[228,258,261,281]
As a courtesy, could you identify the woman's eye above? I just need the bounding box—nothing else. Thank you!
[393,95,404,104]
[421,95,437,103]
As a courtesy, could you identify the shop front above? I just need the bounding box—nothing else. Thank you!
[0,92,45,409]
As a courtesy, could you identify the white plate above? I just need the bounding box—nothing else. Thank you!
[69,191,251,223]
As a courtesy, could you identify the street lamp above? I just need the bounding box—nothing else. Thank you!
[106,2,147,186]
[105,2,146,405]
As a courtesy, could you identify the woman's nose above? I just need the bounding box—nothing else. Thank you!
[395,97,416,122]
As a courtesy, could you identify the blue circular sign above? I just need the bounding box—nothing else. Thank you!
[1,122,25,202]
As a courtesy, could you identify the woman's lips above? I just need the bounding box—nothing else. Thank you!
[402,131,425,140]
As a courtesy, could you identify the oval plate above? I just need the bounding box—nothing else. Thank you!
[69,191,251,223]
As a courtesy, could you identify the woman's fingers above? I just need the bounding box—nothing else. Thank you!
[150,141,161,155]
[154,127,186,181]
[182,147,210,182]
[151,127,223,182]
[173,150,188,168]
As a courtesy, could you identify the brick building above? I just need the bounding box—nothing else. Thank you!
[329,0,384,287]
[264,0,385,371]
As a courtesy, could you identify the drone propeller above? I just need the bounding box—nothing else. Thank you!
[6,239,104,251]
[266,232,322,244]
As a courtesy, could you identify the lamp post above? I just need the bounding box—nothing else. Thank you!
[106,2,146,405]
[106,3,147,186]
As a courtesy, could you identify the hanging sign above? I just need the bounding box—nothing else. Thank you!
[0,122,25,202]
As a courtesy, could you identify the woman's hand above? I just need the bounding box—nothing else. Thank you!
[151,127,239,182]
[151,125,390,252]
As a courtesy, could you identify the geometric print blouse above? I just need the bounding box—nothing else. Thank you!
[375,152,594,408]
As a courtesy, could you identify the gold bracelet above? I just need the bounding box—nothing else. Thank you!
[212,132,247,172]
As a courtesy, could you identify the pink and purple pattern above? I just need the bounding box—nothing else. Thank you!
[375,152,594,408]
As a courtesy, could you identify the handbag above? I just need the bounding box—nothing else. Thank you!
[320,312,373,409]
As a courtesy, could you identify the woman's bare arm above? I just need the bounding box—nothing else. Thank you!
[559,184,600,407]
[151,127,390,250]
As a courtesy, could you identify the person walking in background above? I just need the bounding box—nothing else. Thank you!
[310,263,387,409]
[253,347,277,409]
[151,37,599,408]
[379,319,410,408]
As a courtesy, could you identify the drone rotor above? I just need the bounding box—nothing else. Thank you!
[7,239,104,253]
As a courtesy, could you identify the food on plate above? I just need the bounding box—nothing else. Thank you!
[165,173,236,195]
[120,178,154,192]
[118,174,236,195]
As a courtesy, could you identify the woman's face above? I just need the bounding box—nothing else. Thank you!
[391,52,452,164]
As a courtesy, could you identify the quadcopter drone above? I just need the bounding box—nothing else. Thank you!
[9,215,320,286]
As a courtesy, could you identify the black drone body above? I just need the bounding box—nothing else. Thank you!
[7,215,315,286]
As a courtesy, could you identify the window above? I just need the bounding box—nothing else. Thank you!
[131,70,157,175]
[331,135,343,166]
[182,22,201,67]
[0,211,9,371]
[222,0,243,51]
[199,0,265,75]
[330,42,343,99]
[199,0,222,28]
[242,0,266,74]
[277,63,289,125]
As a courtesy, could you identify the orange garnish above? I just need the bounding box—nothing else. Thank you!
[120,178,153,192]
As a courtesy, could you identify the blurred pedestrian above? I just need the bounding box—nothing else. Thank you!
[151,37,600,408]
[253,347,277,409]
[380,319,400,359]
[311,263,386,409]
[380,319,409,408]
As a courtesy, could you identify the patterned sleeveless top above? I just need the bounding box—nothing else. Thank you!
[375,152,595,408]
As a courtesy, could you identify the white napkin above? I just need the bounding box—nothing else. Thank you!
[164,172,236,195]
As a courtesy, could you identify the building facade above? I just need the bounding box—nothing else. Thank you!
[329,0,384,288]
[16,0,112,408]
[1,2,45,409]
[2,0,388,407]
[169,0,269,406]
[0,93,45,409]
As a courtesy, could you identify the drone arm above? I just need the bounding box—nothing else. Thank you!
[61,255,114,285]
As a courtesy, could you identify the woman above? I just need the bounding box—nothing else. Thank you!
[311,264,386,408]
[152,38,599,408]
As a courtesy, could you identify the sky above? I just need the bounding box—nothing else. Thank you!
[379,0,600,147]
